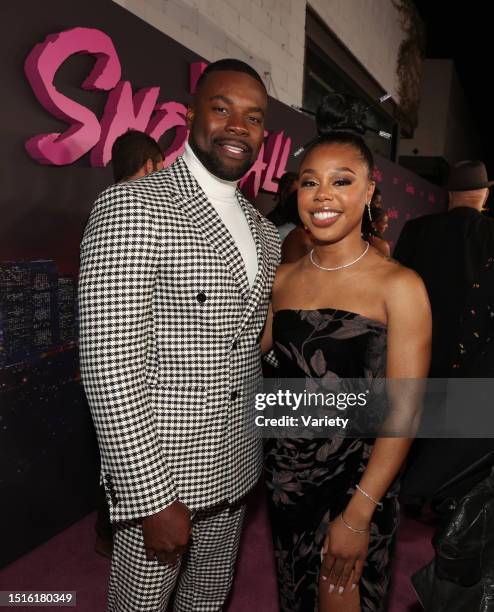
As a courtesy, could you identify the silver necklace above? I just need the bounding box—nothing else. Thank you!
[309,242,370,271]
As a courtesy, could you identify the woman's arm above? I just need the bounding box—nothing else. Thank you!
[260,302,274,355]
[320,267,432,597]
[346,267,431,518]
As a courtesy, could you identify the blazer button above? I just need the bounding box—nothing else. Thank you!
[104,474,112,482]
[196,291,207,304]
[232,340,238,350]
[230,390,238,401]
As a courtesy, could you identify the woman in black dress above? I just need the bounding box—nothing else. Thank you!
[261,95,431,612]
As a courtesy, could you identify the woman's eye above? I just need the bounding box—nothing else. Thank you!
[300,180,317,187]
[213,107,227,114]
[334,178,352,186]
[249,116,261,124]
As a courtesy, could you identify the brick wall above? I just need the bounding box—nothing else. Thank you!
[113,0,403,108]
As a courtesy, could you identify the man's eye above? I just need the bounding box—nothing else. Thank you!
[249,116,261,124]
[213,107,227,114]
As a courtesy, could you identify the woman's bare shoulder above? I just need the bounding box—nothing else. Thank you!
[382,260,429,312]
[274,260,302,284]
[272,258,307,304]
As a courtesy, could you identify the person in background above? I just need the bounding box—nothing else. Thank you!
[394,160,494,378]
[362,204,390,256]
[394,159,494,514]
[111,129,164,183]
[268,171,299,241]
[370,186,382,208]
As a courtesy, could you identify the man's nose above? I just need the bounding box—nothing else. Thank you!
[225,113,248,135]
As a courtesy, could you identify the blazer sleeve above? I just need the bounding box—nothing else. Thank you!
[78,184,178,521]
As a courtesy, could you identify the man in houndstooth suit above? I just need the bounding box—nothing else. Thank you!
[78,59,280,611]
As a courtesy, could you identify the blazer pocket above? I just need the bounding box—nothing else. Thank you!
[149,385,223,468]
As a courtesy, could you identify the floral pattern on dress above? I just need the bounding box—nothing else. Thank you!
[265,309,400,612]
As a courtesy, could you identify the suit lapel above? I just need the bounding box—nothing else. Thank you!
[168,157,251,301]
[167,158,270,333]
[234,190,269,340]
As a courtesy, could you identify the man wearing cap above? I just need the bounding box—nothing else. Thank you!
[394,160,494,510]
[394,160,494,377]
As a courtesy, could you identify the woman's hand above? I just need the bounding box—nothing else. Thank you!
[320,513,369,596]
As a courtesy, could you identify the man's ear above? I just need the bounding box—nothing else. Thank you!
[186,105,194,130]
[483,188,490,206]
[144,158,154,175]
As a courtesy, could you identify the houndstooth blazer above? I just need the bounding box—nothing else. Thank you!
[78,157,280,522]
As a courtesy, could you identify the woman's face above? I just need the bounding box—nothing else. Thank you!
[374,214,389,235]
[298,142,374,243]
[372,193,383,208]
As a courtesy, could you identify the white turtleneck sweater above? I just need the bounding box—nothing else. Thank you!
[182,142,258,288]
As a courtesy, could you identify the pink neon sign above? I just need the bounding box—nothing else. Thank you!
[24,27,291,197]
[25,27,121,165]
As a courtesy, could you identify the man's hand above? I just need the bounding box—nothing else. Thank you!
[142,500,192,564]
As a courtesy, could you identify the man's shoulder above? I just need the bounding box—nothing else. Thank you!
[89,164,193,227]
[100,157,195,207]
[403,211,447,230]
[126,160,190,197]
[398,212,451,245]
[443,208,494,239]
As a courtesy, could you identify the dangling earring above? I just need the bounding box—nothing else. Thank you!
[366,203,373,223]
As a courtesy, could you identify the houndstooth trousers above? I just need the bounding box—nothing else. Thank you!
[108,502,246,611]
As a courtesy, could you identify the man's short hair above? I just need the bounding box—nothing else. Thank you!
[195,58,267,94]
[111,130,163,183]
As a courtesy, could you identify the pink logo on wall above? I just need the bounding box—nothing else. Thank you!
[24,27,291,198]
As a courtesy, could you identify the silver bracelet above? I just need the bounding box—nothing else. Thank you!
[356,484,383,509]
[340,512,369,534]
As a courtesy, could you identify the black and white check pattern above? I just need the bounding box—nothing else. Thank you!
[108,503,246,611]
[78,156,280,522]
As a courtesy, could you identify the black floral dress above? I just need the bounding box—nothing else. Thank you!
[264,309,400,612]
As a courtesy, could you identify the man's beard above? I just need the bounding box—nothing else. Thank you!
[189,138,255,181]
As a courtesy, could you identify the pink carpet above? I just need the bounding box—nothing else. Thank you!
[0,492,433,611]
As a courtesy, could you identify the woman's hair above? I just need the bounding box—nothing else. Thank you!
[302,93,375,179]
[361,204,388,240]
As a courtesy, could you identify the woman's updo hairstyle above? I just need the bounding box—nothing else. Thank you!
[302,93,375,180]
